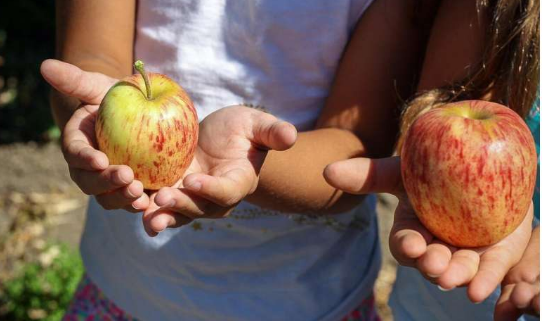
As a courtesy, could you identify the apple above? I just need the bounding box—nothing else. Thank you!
[95,60,198,190]
[401,100,537,247]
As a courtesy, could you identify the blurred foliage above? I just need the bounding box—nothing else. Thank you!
[0,243,83,321]
[0,0,58,144]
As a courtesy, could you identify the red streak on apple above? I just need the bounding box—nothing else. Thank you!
[401,101,537,247]
[96,64,199,190]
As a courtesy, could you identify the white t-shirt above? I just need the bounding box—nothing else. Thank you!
[80,1,379,320]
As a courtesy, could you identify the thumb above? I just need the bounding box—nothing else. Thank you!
[40,59,117,104]
[250,114,298,151]
[324,156,404,195]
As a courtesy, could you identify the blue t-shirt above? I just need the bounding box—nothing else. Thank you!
[526,96,540,220]
[389,100,540,321]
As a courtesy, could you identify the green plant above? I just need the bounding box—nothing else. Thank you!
[0,244,84,321]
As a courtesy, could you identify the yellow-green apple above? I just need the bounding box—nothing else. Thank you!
[401,100,537,247]
[95,60,198,190]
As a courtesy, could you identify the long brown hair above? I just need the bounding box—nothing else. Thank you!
[398,0,539,151]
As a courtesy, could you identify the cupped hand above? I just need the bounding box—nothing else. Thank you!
[40,59,149,211]
[495,226,540,321]
[324,156,533,303]
[142,106,297,236]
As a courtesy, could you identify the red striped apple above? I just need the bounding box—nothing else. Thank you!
[401,100,537,247]
[96,60,198,190]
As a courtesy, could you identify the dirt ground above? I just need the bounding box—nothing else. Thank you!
[0,142,398,320]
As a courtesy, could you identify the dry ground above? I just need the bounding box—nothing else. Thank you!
[0,142,398,320]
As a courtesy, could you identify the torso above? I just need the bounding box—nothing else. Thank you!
[81,1,380,320]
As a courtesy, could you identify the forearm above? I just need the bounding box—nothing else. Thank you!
[416,0,487,91]
[246,128,367,214]
[246,0,432,214]
[52,0,135,129]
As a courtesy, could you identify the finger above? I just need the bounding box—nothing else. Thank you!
[95,181,144,210]
[128,193,150,213]
[495,284,522,321]
[389,202,433,266]
[324,156,404,195]
[144,210,193,235]
[40,59,116,104]
[63,138,109,171]
[504,263,539,285]
[183,170,252,207]
[416,242,453,280]
[510,282,539,310]
[390,229,429,267]
[532,293,540,314]
[469,214,532,303]
[142,188,198,237]
[437,249,480,290]
[468,249,515,303]
[62,104,109,170]
[70,165,134,195]
[249,112,297,151]
[152,187,229,219]
[142,193,161,237]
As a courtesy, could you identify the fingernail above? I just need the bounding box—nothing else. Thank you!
[427,273,440,278]
[95,157,107,169]
[164,199,175,208]
[132,203,141,210]
[438,285,454,292]
[120,172,131,184]
[186,181,202,191]
[127,187,136,198]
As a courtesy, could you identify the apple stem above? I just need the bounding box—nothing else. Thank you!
[134,60,152,100]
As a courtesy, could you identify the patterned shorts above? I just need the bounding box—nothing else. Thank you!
[63,274,380,321]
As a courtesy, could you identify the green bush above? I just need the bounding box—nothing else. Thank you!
[1,244,84,321]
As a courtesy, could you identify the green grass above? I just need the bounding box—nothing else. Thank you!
[0,244,84,321]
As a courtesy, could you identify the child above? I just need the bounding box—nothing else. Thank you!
[324,0,539,320]
[42,0,435,319]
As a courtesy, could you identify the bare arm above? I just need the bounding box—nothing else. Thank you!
[42,0,149,213]
[247,0,433,214]
[49,0,431,219]
[416,0,487,91]
[52,0,135,128]
[325,0,533,305]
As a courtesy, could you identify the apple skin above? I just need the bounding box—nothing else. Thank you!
[401,100,537,247]
[96,72,198,190]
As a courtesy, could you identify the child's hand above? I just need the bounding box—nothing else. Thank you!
[495,226,540,321]
[324,156,533,303]
[141,106,297,236]
[40,60,149,212]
